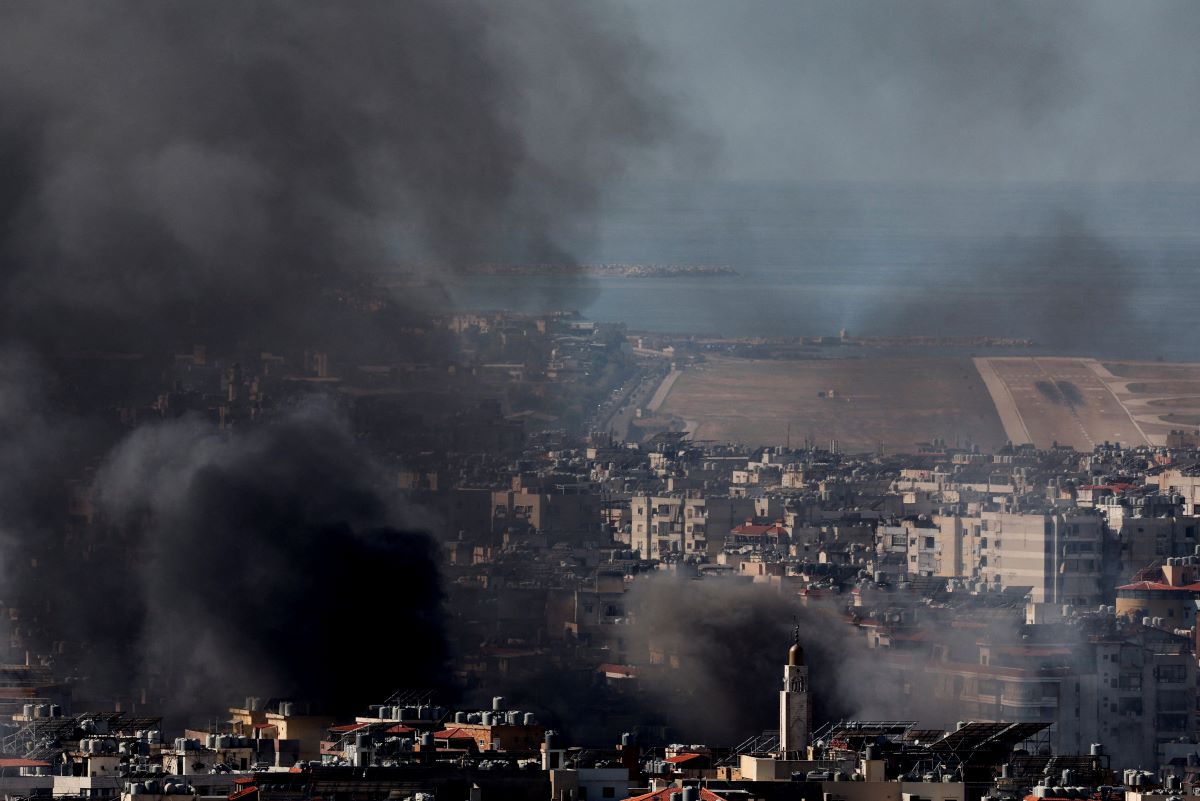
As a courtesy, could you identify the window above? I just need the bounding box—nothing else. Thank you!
[602,788,616,798]
[579,789,588,800]
[1157,713,1188,732]
[1157,664,1188,683]
[924,536,935,549]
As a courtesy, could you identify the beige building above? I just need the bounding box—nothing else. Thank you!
[491,488,601,538]
[978,510,1103,605]
[629,495,756,558]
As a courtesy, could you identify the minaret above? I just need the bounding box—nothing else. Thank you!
[779,625,811,757]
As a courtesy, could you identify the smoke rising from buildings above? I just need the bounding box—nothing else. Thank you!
[94,403,447,717]
[0,1,674,714]
[623,576,1027,743]
[0,1,670,352]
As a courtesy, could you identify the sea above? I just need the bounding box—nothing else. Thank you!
[444,181,1200,362]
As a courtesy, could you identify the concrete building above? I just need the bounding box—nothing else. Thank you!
[629,496,755,558]
[978,511,1104,605]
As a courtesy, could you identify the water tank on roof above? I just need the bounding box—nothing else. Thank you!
[682,788,700,801]
[49,704,62,718]
[455,712,467,724]
[1090,743,1104,757]
[524,713,536,726]
[507,711,520,725]
[492,696,505,712]
[1144,617,1154,627]
[22,704,32,718]
[482,712,493,726]
[419,733,434,748]
[400,707,415,720]
[206,735,216,749]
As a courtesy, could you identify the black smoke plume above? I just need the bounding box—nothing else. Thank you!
[94,403,447,718]
[0,1,668,353]
[0,0,672,719]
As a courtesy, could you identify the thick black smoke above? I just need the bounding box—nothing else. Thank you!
[0,1,673,718]
[0,1,667,353]
[94,404,446,717]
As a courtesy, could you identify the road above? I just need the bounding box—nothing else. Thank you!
[590,364,668,443]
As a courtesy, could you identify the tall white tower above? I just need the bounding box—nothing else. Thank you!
[779,628,811,757]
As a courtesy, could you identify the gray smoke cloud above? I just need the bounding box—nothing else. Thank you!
[615,0,1200,355]
[0,1,672,352]
[0,0,676,716]
[632,0,1200,183]
[622,576,1018,743]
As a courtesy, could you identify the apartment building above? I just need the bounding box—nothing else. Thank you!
[978,511,1104,605]
[628,495,756,558]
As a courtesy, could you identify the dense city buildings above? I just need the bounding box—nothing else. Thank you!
[6,308,1200,801]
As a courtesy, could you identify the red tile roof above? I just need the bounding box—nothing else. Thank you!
[599,663,639,678]
[330,723,369,733]
[385,724,416,734]
[623,789,727,801]
[664,753,705,765]
[434,728,475,740]
[0,758,50,768]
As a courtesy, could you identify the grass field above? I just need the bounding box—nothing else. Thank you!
[656,356,1007,451]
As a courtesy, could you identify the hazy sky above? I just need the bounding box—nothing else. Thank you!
[627,0,1200,183]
